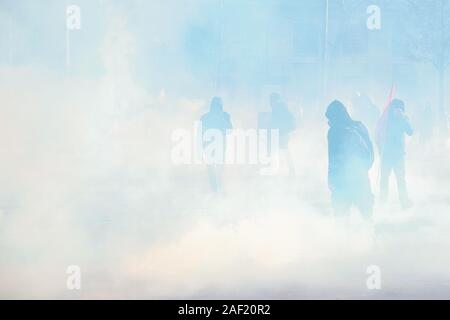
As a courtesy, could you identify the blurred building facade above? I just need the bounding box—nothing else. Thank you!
[212,0,444,111]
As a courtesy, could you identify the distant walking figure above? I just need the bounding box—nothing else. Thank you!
[200,97,233,193]
[377,99,413,208]
[269,93,296,176]
[326,100,374,218]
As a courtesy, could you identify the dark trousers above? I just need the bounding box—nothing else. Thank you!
[207,164,223,193]
[331,178,373,219]
[380,155,409,204]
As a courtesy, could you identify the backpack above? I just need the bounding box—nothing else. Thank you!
[346,124,374,170]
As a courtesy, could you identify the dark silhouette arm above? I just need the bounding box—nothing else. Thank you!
[402,115,413,136]
[224,113,233,130]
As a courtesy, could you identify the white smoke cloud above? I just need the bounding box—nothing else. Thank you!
[0,0,449,300]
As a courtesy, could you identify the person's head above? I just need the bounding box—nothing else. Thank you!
[210,96,223,113]
[388,99,405,118]
[326,100,353,127]
[390,99,405,112]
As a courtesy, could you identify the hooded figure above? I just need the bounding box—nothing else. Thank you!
[266,93,296,176]
[200,97,233,193]
[201,97,232,137]
[326,100,374,218]
[269,93,296,149]
[379,99,413,208]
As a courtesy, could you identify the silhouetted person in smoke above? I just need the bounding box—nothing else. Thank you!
[378,99,413,209]
[326,100,374,218]
[269,93,296,176]
[200,97,232,193]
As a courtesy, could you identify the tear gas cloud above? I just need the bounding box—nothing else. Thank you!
[0,0,449,299]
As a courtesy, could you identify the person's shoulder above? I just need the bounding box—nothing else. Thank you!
[327,128,332,139]
[200,112,210,120]
[280,106,293,116]
[222,112,231,121]
[200,112,211,119]
[327,126,339,139]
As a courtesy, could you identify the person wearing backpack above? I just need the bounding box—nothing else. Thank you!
[326,100,375,218]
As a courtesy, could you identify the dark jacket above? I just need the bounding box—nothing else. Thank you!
[200,110,233,154]
[328,120,374,191]
[382,110,413,160]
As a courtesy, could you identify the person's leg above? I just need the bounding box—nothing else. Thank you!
[207,165,219,193]
[393,157,412,208]
[380,158,392,203]
[332,191,351,217]
[216,164,224,193]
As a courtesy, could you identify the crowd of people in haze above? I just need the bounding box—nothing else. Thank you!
[326,97,413,218]
[198,90,442,220]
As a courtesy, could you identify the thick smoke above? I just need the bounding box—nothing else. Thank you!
[0,0,449,299]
